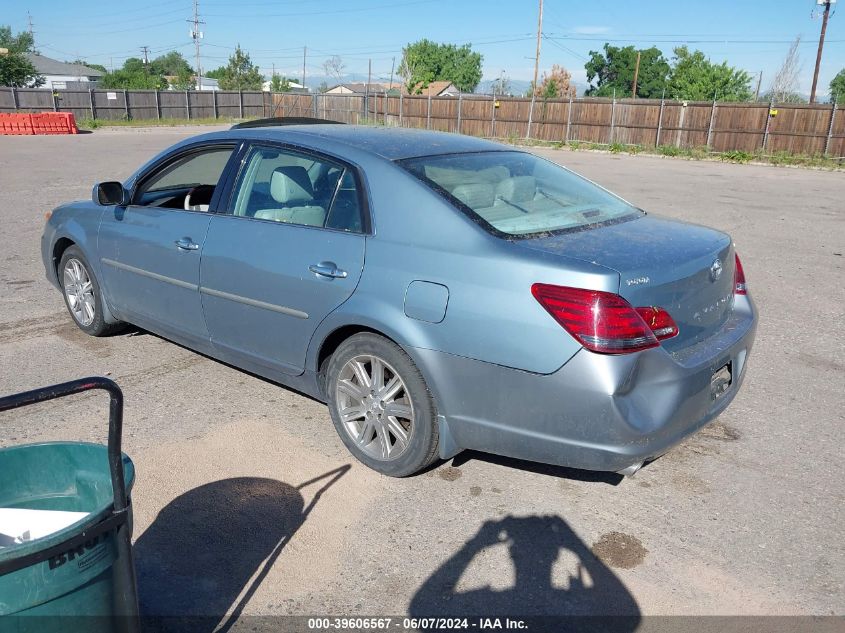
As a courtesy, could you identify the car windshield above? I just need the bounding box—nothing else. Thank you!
[400,151,642,237]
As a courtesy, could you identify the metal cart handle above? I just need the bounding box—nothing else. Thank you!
[0,376,128,514]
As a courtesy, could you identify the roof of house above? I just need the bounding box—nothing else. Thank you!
[407,80,459,96]
[25,53,105,78]
[327,82,390,94]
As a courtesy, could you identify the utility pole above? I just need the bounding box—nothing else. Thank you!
[27,11,35,48]
[754,71,763,101]
[531,0,543,94]
[631,51,641,98]
[188,0,205,90]
[141,46,150,72]
[302,46,307,90]
[810,0,834,104]
[388,56,396,91]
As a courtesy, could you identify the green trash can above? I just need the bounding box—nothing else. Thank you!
[0,377,140,633]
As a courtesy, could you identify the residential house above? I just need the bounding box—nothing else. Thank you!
[405,81,461,97]
[25,54,104,89]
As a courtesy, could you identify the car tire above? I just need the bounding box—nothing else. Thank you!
[326,333,439,477]
[58,246,123,337]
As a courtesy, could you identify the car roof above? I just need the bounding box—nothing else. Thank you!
[218,124,512,161]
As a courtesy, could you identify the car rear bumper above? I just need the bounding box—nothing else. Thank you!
[413,294,757,473]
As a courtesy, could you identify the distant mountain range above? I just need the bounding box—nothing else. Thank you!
[294,73,535,95]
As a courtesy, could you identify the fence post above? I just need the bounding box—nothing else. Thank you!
[762,96,774,150]
[11,86,18,111]
[155,90,161,120]
[656,94,665,147]
[676,101,687,148]
[88,88,95,119]
[313,93,318,118]
[526,93,535,139]
[457,94,462,134]
[565,94,573,142]
[399,91,403,127]
[491,95,496,138]
[123,89,129,120]
[706,91,717,149]
[609,95,616,144]
[185,90,190,119]
[239,90,244,118]
[52,90,58,112]
[824,99,837,156]
[427,94,431,129]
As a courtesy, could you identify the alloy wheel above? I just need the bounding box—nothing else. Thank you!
[334,354,415,461]
[63,258,96,327]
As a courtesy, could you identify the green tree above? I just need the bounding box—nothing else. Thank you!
[269,73,291,93]
[204,66,225,80]
[399,39,482,93]
[99,69,167,90]
[830,69,845,104]
[667,46,752,102]
[585,44,668,98]
[0,25,43,87]
[217,45,263,91]
[149,51,193,77]
[170,68,196,90]
[71,59,108,74]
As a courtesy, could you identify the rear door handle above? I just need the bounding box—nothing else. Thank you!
[175,237,199,251]
[309,262,348,279]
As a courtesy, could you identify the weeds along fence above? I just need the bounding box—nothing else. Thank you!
[1,87,842,157]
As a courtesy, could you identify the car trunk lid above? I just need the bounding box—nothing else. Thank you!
[516,215,735,352]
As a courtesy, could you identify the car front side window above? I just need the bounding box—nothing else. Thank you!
[132,146,235,211]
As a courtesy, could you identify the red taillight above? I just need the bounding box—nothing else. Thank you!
[635,306,679,340]
[734,253,747,295]
[531,284,678,354]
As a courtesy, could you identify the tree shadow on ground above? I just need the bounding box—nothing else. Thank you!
[134,466,349,632]
[410,515,640,632]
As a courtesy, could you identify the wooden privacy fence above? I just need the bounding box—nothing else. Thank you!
[0,88,271,121]
[272,92,845,158]
[2,87,842,157]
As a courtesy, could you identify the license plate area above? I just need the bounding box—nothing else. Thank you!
[711,362,732,400]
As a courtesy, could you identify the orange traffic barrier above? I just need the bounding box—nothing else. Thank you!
[0,112,78,135]
[0,113,33,135]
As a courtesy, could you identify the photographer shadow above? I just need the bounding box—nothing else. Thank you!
[410,515,640,629]
[134,466,349,632]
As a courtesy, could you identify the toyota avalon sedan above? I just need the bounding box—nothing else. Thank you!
[41,123,757,477]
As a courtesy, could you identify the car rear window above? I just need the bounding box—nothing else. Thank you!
[399,151,641,237]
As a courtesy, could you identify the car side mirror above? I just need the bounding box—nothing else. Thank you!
[94,181,128,206]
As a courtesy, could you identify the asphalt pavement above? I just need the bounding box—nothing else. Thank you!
[0,126,842,623]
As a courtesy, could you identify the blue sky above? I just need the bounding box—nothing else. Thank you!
[9,0,845,95]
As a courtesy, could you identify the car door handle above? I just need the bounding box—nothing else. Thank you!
[309,262,348,279]
[174,237,199,251]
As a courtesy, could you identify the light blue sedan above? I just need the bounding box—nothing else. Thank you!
[42,123,757,477]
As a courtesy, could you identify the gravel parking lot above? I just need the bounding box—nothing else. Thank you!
[0,127,843,624]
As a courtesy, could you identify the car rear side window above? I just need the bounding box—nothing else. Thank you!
[399,151,641,237]
[229,145,363,232]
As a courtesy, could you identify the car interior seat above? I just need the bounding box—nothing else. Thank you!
[254,166,327,226]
